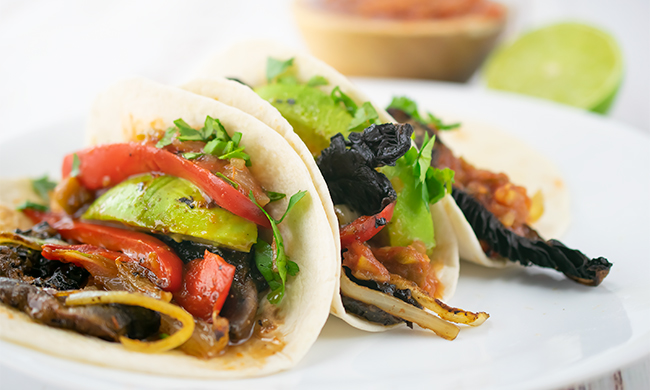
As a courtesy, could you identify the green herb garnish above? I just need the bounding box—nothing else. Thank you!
[251,190,306,304]
[16,200,48,212]
[347,102,379,132]
[156,116,251,166]
[306,75,329,87]
[215,172,239,189]
[266,191,286,203]
[70,154,81,178]
[182,152,203,160]
[31,175,57,202]
[387,96,460,130]
[267,57,295,83]
[331,86,358,116]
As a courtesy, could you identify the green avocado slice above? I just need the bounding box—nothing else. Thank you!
[381,159,436,253]
[83,174,257,252]
[255,83,352,156]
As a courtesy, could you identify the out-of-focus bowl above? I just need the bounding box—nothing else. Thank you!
[293,0,507,82]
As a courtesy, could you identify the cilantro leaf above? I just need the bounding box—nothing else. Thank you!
[16,200,48,212]
[425,167,455,204]
[31,175,57,202]
[347,102,379,132]
[415,133,435,183]
[249,190,306,304]
[387,96,421,121]
[387,96,461,130]
[267,57,295,83]
[215,172,238,189]
[175,119,205,141]
[182,152,203,160]
[425,112,460,130]
[266,191,286,203]
[306,75,329,87]
[156,127,177,148]
[70,154,81,178]
[331,86,358,116]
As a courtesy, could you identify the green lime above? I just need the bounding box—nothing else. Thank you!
[483,22,623,114]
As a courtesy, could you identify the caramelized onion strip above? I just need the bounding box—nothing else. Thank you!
[340,273,459,340]
[389,274,489,326]
[65,291,194,353]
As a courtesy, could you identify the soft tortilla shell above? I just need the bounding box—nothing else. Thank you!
[185,41,460,331]
[0,178,42,232]
[0,78,339,378]
[437,120,571,267]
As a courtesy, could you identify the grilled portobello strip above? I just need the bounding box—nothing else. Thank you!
[0,277,160,340]
[388,107,612,286]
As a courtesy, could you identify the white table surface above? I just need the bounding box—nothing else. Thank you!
[0,1,648,389]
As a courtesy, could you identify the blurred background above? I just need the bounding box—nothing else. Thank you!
[0,1,648,389]
[0,0,648,144]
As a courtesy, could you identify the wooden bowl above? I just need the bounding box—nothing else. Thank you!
[293,0,507,82]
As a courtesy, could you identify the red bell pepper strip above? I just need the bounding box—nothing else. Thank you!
[24,209,184,292]
[173,250,235,322]
[41,244,125,279]
[61,143,270,228]
[340,202,396,248]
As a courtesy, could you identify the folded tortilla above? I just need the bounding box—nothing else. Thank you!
[0,78,339,378]
[185,40,460,332]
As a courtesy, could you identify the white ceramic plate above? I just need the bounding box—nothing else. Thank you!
[0,80,648,390]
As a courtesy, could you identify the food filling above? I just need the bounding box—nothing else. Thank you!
[1,116,305,357]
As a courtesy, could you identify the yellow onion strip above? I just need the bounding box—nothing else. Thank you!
[389,274,489,326]
[65,290,194,353]
[0,233,43,250]
[340,273,459,340]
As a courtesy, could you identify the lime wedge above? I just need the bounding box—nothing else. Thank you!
[483,23,623,113]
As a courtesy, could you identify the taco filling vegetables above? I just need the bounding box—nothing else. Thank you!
[387,98,612,286]
[3,114,304,358]
[0,78,339,378]
[187,43,488,338]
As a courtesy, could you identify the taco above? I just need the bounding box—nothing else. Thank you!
[0,78,339,378]
[185,40,488,336]
[385,102,612,286]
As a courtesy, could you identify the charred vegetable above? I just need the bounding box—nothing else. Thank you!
[388,105,612,286]
[452,188,611,286]
[317,123,413,216]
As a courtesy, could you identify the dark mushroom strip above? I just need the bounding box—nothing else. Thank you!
[0,277,160,341]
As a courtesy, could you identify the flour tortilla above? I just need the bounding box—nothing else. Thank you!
[435,119,571,268]
[0,78,339,378]
[184,41,460,332]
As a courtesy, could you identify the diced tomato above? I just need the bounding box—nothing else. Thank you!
[342,241,390,283]
[372,243,437,297]
[173,250,236,322]
[340,202,395,248]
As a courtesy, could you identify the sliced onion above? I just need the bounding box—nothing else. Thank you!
[340,273,459,340]
[389,274,489,326]
[65,291,194,353]
[0,232,66,250]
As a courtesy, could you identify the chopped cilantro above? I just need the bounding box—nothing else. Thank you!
[215,172,238,189]
[306,75,329,87]
[387,96,460,130]
[266,57,295,83]
[266,191,286,203]
[70,154,81,178]
[16,200,48,212]
[250,190,306,304]
[331,86,358,116]
[156,127,177,148]
[182,152,203,160]
[31,176,57,202]
[347,102,379,132]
